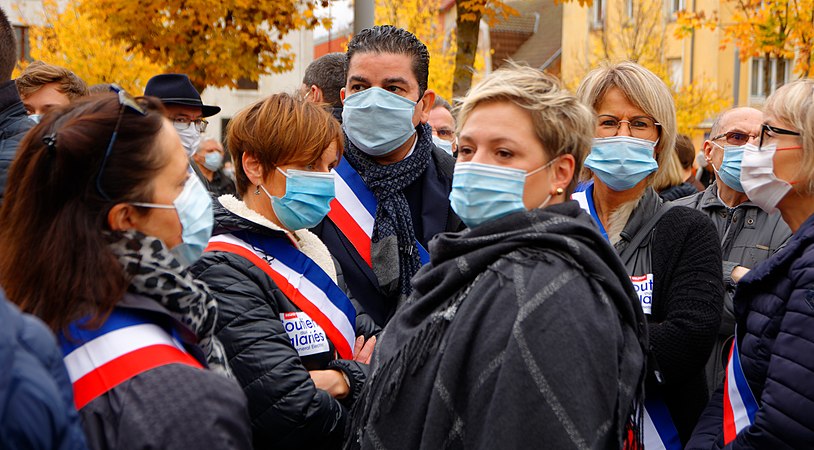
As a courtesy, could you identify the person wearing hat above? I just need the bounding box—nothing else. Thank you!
[145,73,222,188]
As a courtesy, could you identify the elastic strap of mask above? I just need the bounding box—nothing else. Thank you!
[526,156,559,178]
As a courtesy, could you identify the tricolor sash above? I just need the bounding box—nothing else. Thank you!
[327,158,430,267]
[723,334,758,444]
[641,390,682,450]
[205,232,357,360]
[59,308,203,410]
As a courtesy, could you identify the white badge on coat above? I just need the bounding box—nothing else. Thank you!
[280,311,331,356]
[630,274,654,315]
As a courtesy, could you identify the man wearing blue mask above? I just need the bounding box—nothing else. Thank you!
[311,25,461,327]
[193,138,236,197]
[674,107,791,394]
[428,96,457,156]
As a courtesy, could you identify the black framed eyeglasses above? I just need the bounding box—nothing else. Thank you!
[711,130,758,146]
[95,84,147,200]
[596,114,661,139]
[759,123,801,149]
[172,117,208,133]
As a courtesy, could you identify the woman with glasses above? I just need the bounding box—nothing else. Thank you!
[0,91,251,449]
[687,79,814,448]
[574,62,723,446]
[347,64,648,449]
[190,93,377,450]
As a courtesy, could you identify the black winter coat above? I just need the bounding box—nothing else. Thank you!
[687,212,814,449]
[191,195,376,450]
[0,79,33,203]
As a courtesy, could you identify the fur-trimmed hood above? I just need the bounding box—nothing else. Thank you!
[213,194,338,282]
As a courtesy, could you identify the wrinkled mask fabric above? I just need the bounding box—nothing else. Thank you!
[263,168,336,230]
[29,114,42,124]
[172,175,214,267]
[177,126,201,156]
[585,136,658,191]
[449,160,554,228]
[203,152,224,171]
[740,143,793,213]
[710,142,745,192]
[342,87,417,156]
[432,135,454,156]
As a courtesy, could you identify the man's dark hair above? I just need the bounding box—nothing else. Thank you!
[346,25,430,98]
[303,53,346,108]
[674,134,696,170]
[0,8,18,82]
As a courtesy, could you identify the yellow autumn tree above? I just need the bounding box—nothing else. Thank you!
[568,0,729,135]
[676,0,814,94]
[83,0,331,92]
[19,0,162,93]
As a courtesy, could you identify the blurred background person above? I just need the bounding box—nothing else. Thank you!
[674,106,791,395]
[16,60,89,121]
[574,61,723,446]
[0,90,250,449]
[193,137,236,196]
[302,52,346,123]
[675,134,705,193]
[0,7,33,203]
[192,93,376,450]
[428,95,456,156]
[657,135,698,200]
[348,64,648,450]
[688,79,814,449]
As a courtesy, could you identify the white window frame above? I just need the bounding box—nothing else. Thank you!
[670,0,685,14]
[750,57,792,99]
[668,58,683,88]
[591,0,607,28]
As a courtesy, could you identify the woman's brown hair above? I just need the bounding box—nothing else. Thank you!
[0,94,168,331]
[227,92,343,195]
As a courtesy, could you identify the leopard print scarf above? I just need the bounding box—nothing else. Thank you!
[106,230,232,378]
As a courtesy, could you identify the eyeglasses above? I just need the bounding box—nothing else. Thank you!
[96,84,147,200]
[596,114,661,139]
[172,116,208,133]
[432,127,455,140]
[711,130,759,146]
[759,123,801,149]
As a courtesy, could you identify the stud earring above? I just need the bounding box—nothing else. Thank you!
[555,187,564,195]
[255,185,261,195]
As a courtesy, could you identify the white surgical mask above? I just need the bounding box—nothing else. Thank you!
[740,143,800,213]
[177,126,201,156]
[432,135,454,155]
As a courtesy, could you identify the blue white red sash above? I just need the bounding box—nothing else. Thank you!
[59,309,203,410]
[641,391,682,450]
[327,158,430,267]
[205,232,357,360]
[723,334,758,444]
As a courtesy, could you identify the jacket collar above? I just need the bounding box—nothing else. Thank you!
[619,187,662,244]
[699,183,757,211]
[0,79,27,120]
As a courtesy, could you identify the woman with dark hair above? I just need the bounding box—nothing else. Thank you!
[0,89,251,449]
[190,93,377,449]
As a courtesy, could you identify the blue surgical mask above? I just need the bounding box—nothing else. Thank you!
[585,136,658,191]
[710,142,744,192]
[131,175,214,267]
[262,168,335,230]
[29,114,42,124]
[203,151,224,171]
[432,134,454,156]
[342,87,417,156]
[449,160,555,228]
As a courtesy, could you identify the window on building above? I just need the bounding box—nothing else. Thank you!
[591,0,606,28]
[750,57,792,98]
[668,58,683,88]
[12,25,30,62]
[670,0,685,14]
[625,0,634,18]
[236,77,258,90]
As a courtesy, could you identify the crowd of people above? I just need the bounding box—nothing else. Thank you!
[0,5,812,450]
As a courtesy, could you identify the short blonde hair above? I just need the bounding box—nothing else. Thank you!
[16,61,88,100]
[577,61,683,191]
[457,63,595,195]
[764,78,814,193]
[226,92,342,195]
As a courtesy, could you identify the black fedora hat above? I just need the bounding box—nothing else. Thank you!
[144,74,221,117]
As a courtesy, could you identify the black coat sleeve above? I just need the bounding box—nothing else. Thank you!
[191,251,349,450]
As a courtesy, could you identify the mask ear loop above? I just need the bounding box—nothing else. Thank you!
[532,157,565,209]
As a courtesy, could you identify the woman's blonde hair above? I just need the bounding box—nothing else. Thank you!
[457,62,595,196]
[577,61,683,191]
[764,78,814,194]
[226,92,342,195]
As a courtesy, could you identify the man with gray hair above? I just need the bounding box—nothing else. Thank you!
[428,95,456,155]
[192,137,236,197]
[301,52,346,122]
[674,106,791,393]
